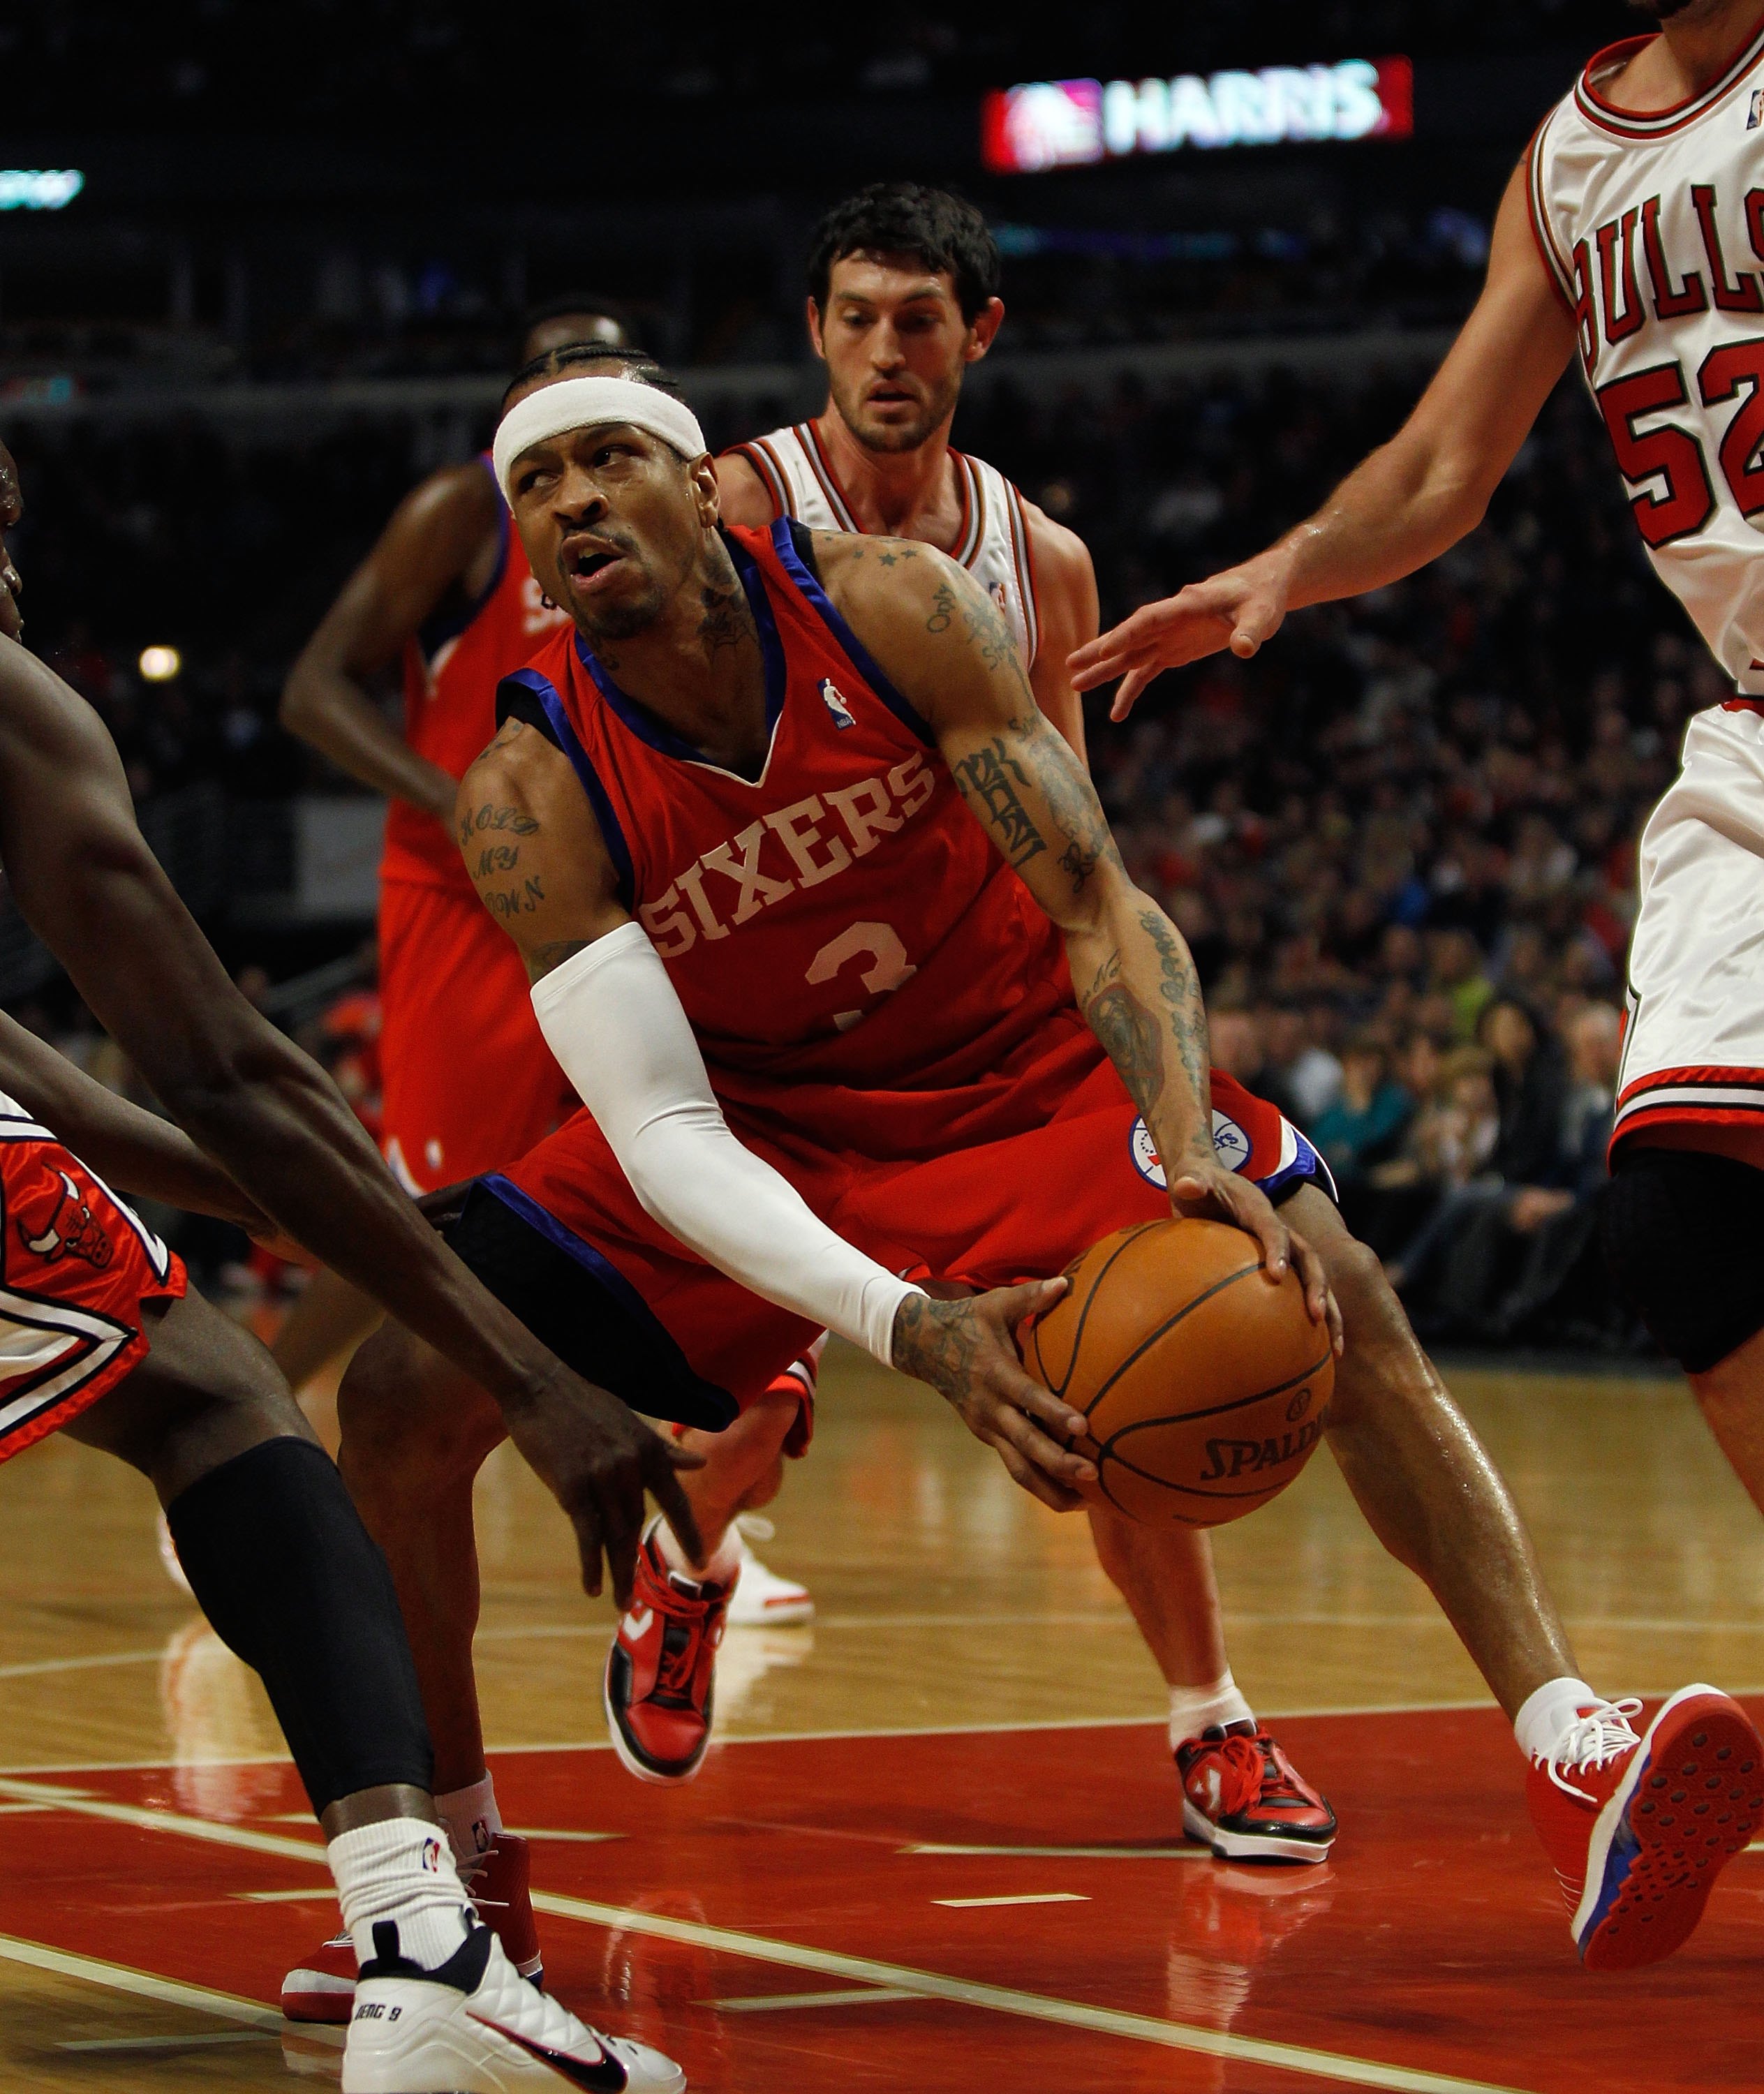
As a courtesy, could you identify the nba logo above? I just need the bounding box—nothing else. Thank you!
[820,678,856,729]
[1749,88,1764,128]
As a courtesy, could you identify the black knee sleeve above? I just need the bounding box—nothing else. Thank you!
[1603,1148,1764,1374]
[165,1437,433,1815]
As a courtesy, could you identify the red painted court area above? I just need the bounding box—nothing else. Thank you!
[3,1705,1761,2092]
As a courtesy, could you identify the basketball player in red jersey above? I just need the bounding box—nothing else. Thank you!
[302,356,1756,2012]
[281,299,819,1640]
[716,184,1343,1850]
[0,440,692,2091]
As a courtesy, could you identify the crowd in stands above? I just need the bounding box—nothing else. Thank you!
[5,348,1701,1346]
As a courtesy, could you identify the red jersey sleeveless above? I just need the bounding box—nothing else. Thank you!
[499,518,1091,1161]
[383,455,572,891]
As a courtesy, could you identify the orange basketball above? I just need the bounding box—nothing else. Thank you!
[1026,1218,1333,1527]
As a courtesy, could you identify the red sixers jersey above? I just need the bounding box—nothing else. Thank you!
[500,518,1094,1161]
[383,455,572,891]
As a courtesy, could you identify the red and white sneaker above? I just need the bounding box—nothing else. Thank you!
[1527,1684,1763,1970]
[1177,1721,1337,1862]
[281,1834,543,2026]
[604,1517,732,1785]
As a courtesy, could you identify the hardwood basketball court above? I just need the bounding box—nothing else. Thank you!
[0,1346,1757,2091]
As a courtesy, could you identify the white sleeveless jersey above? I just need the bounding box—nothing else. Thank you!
[728,421,1042,668]
[1530,21,1764,695]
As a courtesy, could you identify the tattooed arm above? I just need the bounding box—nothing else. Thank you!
[819,534,1339,1330]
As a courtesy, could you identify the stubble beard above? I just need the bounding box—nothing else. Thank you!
[1627,0,1721,21]
[831,367,963,456]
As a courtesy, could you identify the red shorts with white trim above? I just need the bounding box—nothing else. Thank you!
[378,877,575,1193]
[447,1044,1332,1434]
[1615,707,1764,1160]
[0,1103,187,1464]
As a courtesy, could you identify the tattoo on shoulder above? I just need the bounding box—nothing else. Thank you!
[952,738,1046,870]
[459,801,540,853]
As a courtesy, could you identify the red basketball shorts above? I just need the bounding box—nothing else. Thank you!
[378,876,575,1193]
[448,1037,1333,1435]
[0,1102,187,1464]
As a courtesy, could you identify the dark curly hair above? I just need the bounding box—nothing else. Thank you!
[806,182,1002,322]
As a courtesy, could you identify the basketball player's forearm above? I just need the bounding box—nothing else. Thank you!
[1270,440,1489,612]
[0,1014,265,1225]
[281,662,457,817]
[1072,893,1213,1173]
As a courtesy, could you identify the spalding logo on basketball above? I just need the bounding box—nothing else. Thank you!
[1027,1217,1333,1529]
[1129,1112,1250,1190]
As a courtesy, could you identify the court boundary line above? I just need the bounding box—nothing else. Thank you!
[0,1779,1536,2094]
[0,1930,285,2031]
[528,1887,1537,2094]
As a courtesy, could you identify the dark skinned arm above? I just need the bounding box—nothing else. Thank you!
[0,1009,275,1231]
[0,634,700,1602]
[280,461,501,819]
[822,532,1341,1348]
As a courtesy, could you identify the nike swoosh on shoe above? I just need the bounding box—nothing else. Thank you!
[467,2014,628,2090]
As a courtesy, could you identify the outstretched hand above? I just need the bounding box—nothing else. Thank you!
[501,1366,706,1609]
[890,1279,1095,1510]
[1067,555,1294,721]
[1169,1158,1343,1356]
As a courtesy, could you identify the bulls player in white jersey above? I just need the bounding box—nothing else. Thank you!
[1074,6,1764,1591]
[718,183,1333,1861]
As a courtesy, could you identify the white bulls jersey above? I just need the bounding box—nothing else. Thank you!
[727,420,1042,668]
[1530,20,1764,695]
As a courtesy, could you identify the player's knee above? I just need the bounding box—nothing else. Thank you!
[337,1324,489,1490]
[1604,1147,1764,1374]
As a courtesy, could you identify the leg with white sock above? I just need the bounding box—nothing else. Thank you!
[69,1292,686,2084]
[1285,1184,1764,1964]
[1086,1503,1336,1861]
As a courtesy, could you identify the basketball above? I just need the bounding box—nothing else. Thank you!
[1027,1218,1334,1527]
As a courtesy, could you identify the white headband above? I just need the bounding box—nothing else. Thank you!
[492,376,708,507]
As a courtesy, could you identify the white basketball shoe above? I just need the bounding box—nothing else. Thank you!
[342,1915,684,2093]
[724,1516,813,1628]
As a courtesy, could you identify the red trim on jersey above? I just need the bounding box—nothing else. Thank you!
[799,422,861,531]
[1722,696,1764,716]
[949,453,981,565]
[1573,23,1764,140]
[1009,487,1042,665]
[730,440,792,521]
[1525,117,1579,317]
[1617,1062,1764,1108]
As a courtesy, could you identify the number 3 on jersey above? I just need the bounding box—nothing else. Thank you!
[807,922,917,1032]
[1597,343,1764,547]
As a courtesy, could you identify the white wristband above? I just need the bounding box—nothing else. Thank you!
[531,923,921,1365]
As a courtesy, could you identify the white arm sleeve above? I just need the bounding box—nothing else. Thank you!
[531,921,921,1366]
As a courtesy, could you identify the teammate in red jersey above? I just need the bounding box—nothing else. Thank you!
[0,440,691,2091]
[714,181,1336,1837]
[279,299,623,1340]
[297,354,1758,2013]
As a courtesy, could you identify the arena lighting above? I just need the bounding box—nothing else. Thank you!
[982,59,1413,174]
[0,170,83,211]
[138,646,181,683]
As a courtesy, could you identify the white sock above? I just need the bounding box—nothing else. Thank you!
[1514,1676,1598,1764]
[1168,1673,1254,1748]
[327,1817,474,1972]
[655,1513,740,1586]
[434,1772,503,1875]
